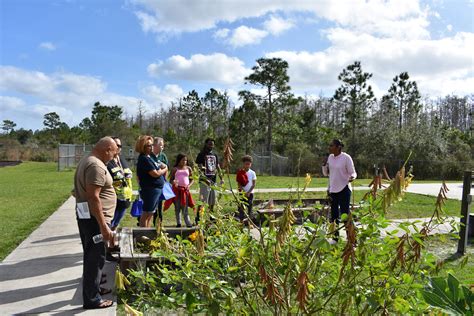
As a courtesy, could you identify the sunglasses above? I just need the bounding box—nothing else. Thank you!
[117,145,122,148]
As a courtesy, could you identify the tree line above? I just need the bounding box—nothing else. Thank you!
[1,59,472,179]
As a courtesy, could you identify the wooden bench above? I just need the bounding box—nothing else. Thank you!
[118,226,198,273]
[255,203,361,225]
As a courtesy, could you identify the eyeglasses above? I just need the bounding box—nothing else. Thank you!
[145,144,153,148]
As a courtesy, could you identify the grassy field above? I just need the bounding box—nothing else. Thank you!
[425,235,474,285]
[0,162,74,261]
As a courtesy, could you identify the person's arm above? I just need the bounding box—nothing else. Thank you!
[247,178,256,197]
[187,166,194,189]
[142,155,167,178]
[322,155,329,177]
[85,184,114,243]
[215,155,224,184]
[148,166,167,178]
[195,153,204,170]
[346,155,357,182]
[163,154,169,179]
[170,167,177,186]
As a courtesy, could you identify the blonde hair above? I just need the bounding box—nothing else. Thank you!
[153,137,164,145]
[135,135,153,154]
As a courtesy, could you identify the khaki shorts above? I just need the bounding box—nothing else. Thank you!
[199,183,217,206]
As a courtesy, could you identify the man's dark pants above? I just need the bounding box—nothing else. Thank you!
[329,185,351,239]
[77,217,105,307]
[238,193,254,221]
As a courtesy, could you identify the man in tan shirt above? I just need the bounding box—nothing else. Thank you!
[74,137,117,309]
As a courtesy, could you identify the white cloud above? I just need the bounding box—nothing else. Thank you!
[0,96,26,111]
[39,42,57,51]
[147,53,250,85]
[446,24,453,31]
[263,15,294,35]
[141,84,184,106]
[130,0,429,40]
[227,26,268,47]
[213,28,230,39]
[266,30,474,97]
[0,66,106,103]
[0,66,143,129]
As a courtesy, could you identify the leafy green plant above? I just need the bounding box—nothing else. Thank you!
[118,153,462,315]
[422,273,473,315]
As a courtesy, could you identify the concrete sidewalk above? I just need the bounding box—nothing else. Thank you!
[0,196,117,315]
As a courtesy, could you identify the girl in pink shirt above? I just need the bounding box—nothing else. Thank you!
[322,139,357,240]
[169,154,195,227]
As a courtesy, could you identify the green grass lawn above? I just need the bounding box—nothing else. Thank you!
[222,174,372,188]
[0,162,74,260]
[425,235,474,285]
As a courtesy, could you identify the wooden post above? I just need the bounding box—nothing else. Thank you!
[457,171,472,255]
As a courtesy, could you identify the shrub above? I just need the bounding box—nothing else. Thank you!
[118,162,459,314]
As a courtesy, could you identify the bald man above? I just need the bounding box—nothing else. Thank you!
[74,137,117,309]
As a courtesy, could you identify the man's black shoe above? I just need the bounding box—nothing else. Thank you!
[105,252,119,262]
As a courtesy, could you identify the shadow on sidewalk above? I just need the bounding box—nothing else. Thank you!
[0,253,82,282]
[31,233,79,244]
[1,278,81,305]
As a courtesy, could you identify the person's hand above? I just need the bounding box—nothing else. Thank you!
[100,226,114,245]
[322,155,328,166]
[172,179,178,187]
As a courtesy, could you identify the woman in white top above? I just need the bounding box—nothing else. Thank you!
[322,139,357,240]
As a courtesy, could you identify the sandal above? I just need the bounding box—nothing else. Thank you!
[83,299,113,309]
[100,287,112,295]
[100,276,107,284]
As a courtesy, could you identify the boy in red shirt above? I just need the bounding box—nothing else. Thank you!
[236,155,257,222]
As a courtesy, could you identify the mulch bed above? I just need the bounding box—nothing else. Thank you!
[0,161,22,168]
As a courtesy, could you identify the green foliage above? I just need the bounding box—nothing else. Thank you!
[422,273,474,315]
[1,119,16,134]
[120,165,461,314]
[43,112,62,130]
[71,101,130,144]
[334,61,375,155]
[385,72,421,131]
[243,57,293,153]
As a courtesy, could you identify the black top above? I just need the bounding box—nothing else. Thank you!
[195,150,219,183]
[136,154,164,189]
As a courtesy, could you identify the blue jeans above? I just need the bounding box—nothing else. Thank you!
[111,199,130,228]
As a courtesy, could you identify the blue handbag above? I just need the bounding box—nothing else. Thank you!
[160,181,176,201]
[130,196,143,217]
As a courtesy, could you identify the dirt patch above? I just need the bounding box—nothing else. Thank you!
[0,161,22,168]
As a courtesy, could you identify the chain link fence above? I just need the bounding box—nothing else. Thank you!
[58,144,136,171]
[251,151,290,176]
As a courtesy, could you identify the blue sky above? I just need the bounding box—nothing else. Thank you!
[1,0,473,130]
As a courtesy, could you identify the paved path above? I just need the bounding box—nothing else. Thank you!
[0,182,466,315]
[0,196,116,315]
[406,183,465,200]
